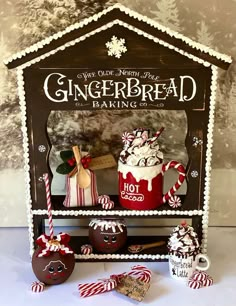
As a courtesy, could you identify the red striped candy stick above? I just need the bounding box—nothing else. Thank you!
[43,173,54,240]
[78,266,151,298]
[78,278,117,298]
[154,127,165,139]
[162,161,186,203]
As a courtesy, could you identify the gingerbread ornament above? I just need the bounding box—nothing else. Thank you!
[31,174,75,287]
[32,233,75,285]
[89,219,127,253]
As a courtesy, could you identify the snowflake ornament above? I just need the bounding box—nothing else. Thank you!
[105,36,127,59]
[191,170,199,178]
[192,137,203,147]
[38,145,46,153]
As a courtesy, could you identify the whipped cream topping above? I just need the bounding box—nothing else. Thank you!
[89,219,126,233]
[118,161,162,191]
[168,223,200,254]
[119,128,163,166]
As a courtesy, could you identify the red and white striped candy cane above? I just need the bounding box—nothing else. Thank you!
[43,173,54,240]
[162,161,186,204]
[78,265,151,298]
[126,265,152,283]
[78,278,117,298]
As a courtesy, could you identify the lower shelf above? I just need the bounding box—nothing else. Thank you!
[70,235,169,262]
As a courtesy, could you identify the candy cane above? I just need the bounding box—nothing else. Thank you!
[78,278,117,297]
[43,173,54,240]
[126,265,152,283]
[162,161,186,203]
[154,127,165,139]
[78,265,151,298]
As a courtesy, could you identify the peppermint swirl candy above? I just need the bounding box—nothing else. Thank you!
[202,276,213,287]
[188,278,202,289]
[102,200,115,210]
[168,195,182,208]
[31,281,45,293]
[97,195,110,205]
[188,272,213,289]
[122,132,134,146]
[81,244,93,255]
[192,270,208,281]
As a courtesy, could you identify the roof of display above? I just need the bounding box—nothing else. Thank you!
[4,3,232,70]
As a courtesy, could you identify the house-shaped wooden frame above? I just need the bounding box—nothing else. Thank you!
[5,4,232,261]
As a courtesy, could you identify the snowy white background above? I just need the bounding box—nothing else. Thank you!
[0,0,236,226]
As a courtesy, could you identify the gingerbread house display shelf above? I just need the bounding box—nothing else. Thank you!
[5,4,232,262]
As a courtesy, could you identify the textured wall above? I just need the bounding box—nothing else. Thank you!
[0,0,235,226]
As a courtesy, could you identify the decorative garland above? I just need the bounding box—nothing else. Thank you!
[32,209,204,217]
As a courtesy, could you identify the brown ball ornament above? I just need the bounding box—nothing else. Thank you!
[89,219,127,253]
[32,235,75,285]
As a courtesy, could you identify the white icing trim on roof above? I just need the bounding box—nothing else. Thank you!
[4,3,232,66]
[7,20,215,71]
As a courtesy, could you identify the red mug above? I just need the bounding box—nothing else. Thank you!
[118,160,186,210]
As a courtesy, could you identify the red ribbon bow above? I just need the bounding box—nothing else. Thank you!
[78,265,151,298]
[67,155,92,169]
[36,233,74,257]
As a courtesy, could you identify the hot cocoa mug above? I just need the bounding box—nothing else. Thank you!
[118,160,185,210]
[169,253,211,281]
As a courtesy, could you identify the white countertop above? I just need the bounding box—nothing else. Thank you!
[1,227,235,306]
